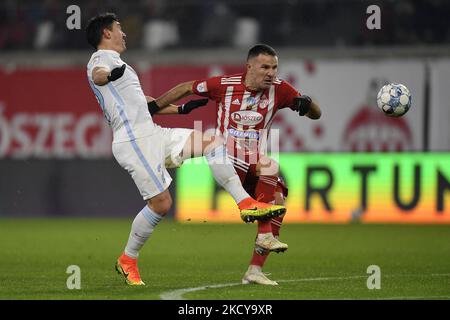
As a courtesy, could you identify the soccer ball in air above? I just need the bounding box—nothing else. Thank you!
[376,83,412,117]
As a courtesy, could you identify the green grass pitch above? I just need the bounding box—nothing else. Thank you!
[0,218,449,300]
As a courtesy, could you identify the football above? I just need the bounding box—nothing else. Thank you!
[376,83,412,117]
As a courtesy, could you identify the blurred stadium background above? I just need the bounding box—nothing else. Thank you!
[0,0,448,222]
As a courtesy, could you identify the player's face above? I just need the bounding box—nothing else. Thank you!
[109,21,127,53]
[246,54,278,90]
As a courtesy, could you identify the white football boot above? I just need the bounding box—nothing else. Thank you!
[255,233,288,253]
[242,266,278,285]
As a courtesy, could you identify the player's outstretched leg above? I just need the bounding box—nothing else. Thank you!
[116,190,170,286]
[182,131,286,221]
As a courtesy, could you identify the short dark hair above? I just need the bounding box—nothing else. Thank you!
[86,13,119,49]
[247,44,277,61]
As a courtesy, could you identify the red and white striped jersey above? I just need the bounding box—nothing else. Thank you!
[192,72,301,158]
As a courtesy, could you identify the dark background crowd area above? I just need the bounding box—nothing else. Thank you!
[1,0,449,51]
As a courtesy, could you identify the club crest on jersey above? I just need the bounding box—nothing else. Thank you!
[259,98,269,109]
[231,110,263,126]
[196,81,207,93]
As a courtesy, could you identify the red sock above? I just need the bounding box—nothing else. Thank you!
[250,248,269,266]
[250,176,280,267]
[250,215,285,267]
[257,220,272,233]
[250,219,272,267]
[271,215,284,237]
[250,226,269,266]
[255,175,278,203]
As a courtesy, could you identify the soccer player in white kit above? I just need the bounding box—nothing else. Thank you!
[86,13,286,286]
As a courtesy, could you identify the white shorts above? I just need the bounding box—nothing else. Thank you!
[112,126,193,200]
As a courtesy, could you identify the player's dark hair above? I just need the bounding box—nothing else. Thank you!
[86,13,119,49]
[247,44,277,61]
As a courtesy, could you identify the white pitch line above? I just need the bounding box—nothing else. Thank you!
[374,295,450,300]
[160,282,241,300]
[159,273,450,300]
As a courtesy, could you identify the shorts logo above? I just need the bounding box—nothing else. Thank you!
[231,110,263,126]
[196,82,207,93]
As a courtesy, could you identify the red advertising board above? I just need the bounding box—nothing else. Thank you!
[0,68,111,158]
[0,60,429,158]
[0,65,244,159]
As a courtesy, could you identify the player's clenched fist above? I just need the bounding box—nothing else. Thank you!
[107,64,126,82]
[293,95,312,116]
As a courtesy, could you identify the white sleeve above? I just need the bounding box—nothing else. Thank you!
[90,52,122,73]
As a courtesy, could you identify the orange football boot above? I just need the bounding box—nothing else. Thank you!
[238,197,286,223]
[115,252,145,286]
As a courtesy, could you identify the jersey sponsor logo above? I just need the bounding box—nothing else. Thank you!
[228,128,260,139]
[232,98,240,105]
[231,110,263,126]
[196,81,207,93]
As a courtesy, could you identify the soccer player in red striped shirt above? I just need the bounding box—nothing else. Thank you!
[150,44,321,285]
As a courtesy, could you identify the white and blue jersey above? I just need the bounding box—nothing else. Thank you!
[87,49,156,143]
[86,49,193,200]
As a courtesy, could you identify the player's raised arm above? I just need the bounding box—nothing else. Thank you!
[157,81,196,106]
[146,95,208,116]
[145,96,177,114]
[146,81,196,115]
[92,64,126,86]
